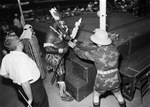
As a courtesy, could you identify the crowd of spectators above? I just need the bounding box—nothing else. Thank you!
[109,0,149,17]
[0,0,98,42]
[0,0,150,44]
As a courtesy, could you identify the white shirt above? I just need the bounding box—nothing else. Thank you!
[0,51,40,85]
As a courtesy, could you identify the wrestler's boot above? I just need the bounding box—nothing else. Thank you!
[93,103,100,107]
[118,101,127,107]
[93,90,100,107]
[112,90,127,107]
[58,74,74,101]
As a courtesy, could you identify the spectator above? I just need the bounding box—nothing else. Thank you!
[13,13,23,37]
[0,35,49,107]
[137,0,147,17]
[1,21,9,38]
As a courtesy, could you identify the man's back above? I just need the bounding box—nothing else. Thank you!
[1,51,40,85]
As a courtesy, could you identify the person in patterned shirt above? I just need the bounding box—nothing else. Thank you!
[20,24,46,79]
[68,29,126,107]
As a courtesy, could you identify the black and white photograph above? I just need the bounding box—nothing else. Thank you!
[0,0,150,107]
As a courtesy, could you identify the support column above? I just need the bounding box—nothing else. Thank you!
[99,0,107,31]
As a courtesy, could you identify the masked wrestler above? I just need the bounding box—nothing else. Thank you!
[43,17,74,101]
[68,29,126,107]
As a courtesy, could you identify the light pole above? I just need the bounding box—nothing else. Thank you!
[99,0,107,31]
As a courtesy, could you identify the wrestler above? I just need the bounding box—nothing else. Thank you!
[68,29,126,107]
[43,18,74,101]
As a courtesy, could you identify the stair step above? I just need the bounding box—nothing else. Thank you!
[66,73,87,88]
[65,73,94,102]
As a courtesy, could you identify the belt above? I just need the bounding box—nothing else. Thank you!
[30,77,40,84]
[97,69,118,75]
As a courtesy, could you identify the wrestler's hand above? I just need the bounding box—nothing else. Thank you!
[63,47,68,53]
[58,47,68,53]
[68,41,76,48]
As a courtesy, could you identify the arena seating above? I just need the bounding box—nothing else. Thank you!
[120,44,150,102]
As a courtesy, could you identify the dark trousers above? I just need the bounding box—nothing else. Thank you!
[31,78,49,107]
[17,78,49,107]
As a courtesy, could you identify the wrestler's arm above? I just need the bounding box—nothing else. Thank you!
[45,46,62,54]
[73,47,94,61]
[44,44,68,54]
[44,30,68,54]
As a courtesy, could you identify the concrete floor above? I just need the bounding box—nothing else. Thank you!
[0,71,150,107]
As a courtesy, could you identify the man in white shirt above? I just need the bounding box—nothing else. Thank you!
[0,35,49,107]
